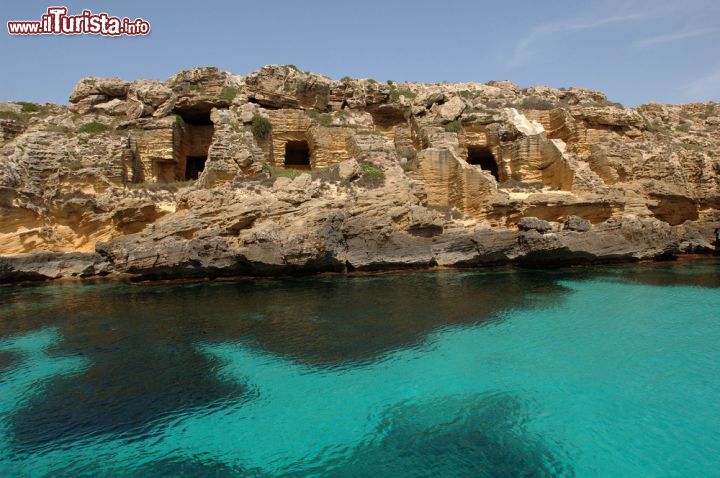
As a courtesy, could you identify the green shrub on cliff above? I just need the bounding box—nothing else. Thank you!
[251,114,272,140]
[514,97,557,110]
[220,86,238,102]
[444,119,463,133]
[356,162,385,188]
[306,109,333,126]
[15,102,41,113]
[78,121,109,134]
[0,111,26,122]
[389,87,417,102]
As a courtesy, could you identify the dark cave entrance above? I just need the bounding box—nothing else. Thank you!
[284,140,311,169]
[185,156,207,180]
[467,146,499,181]
[171,107,215,182]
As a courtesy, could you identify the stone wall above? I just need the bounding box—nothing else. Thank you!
[308,125,353,168]
[133,127,174,182]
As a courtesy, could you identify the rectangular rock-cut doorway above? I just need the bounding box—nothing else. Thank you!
[467,145,499,181]
[173,108,214,181]
[284,140,311,170]
[185,156,207,180]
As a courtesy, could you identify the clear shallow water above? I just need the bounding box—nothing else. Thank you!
[0,262,719,477]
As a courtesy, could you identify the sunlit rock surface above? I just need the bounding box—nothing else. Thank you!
[1,65,718,281]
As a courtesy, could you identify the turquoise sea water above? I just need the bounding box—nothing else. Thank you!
[0,261,719,477]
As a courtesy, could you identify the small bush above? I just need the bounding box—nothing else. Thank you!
[286,64,299,71]
[47,124,72,134]
[389,87,417,102]
[251,114,272,139]
[680,142,703,151]
[64,160,83,171]
[360,162,383,178]
[78,121,109,134]
[16,102,41,113]
[175,115,185,126]
[274,168,302,178]
[642,116,671,135]
[334,110,351,124]
[341,76,351,82]
[676,123,690,133]
[397,146,417,161]
[220,86,238,102]
[444,119,463,133]
[515,97,557,110]
[499,179,545,190]
[357,162,385,188]
[458,90,479,99]
[310,166,340,181]
[259,161,343,182]
[480,108,501,116]
[0,111,26,121]
[699,104,716,119]
[367,78,377,84]
[127,180,195,191]
[306,109,333,126]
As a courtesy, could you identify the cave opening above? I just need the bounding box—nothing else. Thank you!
[368,105,407,130]
[467,146,499,181]
[185,156,207,180]
[179,108,213,126]
[284,140,311,169]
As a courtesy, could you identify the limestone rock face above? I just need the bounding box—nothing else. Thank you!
[1,65,719,282]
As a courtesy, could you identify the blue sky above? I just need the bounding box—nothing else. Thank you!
[2,0,719,106]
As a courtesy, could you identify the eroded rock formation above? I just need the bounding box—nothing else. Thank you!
[1,65,718,282]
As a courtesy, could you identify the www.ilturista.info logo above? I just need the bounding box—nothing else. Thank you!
[7,7,150,36]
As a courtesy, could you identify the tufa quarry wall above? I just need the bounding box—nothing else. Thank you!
[0,65,718,282]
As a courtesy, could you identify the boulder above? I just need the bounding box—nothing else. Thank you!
[92,98,127,116]
[338,159,361,181]
[436,96,466,122]
[518,217,553,234]
[130,80,173,107]
[564,215,592,232]
[69,77,130,103]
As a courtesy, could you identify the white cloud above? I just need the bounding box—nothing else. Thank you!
[632,27,718,49]
[682,68,720,101]
[508,1,692,67]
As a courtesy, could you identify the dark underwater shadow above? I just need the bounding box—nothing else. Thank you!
[301,392,573,478]
[0,270,573,453]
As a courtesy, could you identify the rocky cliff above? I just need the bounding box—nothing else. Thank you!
[1,65,718,282]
